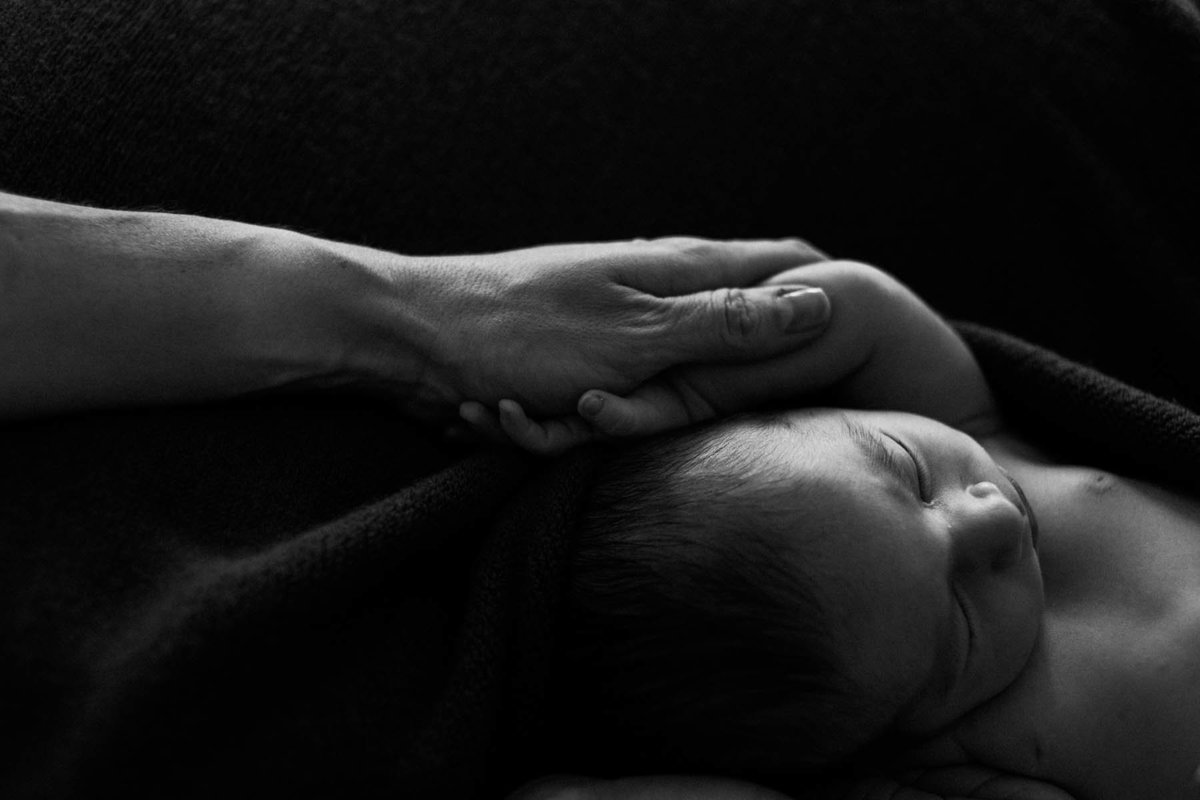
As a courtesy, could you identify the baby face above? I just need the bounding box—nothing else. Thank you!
[726,408,1044,737]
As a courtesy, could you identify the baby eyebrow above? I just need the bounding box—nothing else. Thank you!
[842,416,913,494]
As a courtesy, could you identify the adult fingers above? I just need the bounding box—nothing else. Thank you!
[626,237,830,297]
[654,283,831,364]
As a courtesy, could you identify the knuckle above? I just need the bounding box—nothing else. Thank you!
[655,236,719,266]
[716,288,761,344]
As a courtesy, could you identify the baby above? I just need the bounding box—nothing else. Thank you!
[547,262,1200,800]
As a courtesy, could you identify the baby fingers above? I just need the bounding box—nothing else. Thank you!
[577,378,715,438]
[461,399,599,455]
[458,400,509,444]
[497,399,601,455]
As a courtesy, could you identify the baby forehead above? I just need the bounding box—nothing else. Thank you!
[704,408,855,457]
[687,409,855,487]
[707,406,852,434]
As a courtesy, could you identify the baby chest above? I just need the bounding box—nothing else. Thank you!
[934,610,1200,800]
[1036,467,1200,617]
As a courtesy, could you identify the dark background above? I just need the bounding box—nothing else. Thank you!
[4,0,1200,408]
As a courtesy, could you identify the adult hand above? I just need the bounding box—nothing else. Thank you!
[463,256,849,454]
[483,259,985,454]
[424,237,830,447]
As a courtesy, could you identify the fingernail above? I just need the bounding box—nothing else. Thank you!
[778,286,830,333]
[580,392,604,417]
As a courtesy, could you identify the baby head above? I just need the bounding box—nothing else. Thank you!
[559,407,1044,777]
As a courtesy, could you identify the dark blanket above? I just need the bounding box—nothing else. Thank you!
[3,326,1200,800]
[0,394,578,798]
[3,0,1200,798]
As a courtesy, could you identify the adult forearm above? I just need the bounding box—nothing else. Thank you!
[0,192,438,419]
[0,192,838,431]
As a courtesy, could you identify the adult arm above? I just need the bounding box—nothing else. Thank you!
[0,191,831,420]
[0,191,418,417]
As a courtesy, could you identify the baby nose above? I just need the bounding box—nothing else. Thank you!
[953,481,1025,572]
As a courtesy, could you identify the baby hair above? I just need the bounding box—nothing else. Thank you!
[556,413,887,780]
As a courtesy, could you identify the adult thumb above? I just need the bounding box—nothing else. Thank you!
[662,284,831,362]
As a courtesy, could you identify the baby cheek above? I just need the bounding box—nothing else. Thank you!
[966,570,1042,708]
[992,569,1045,694]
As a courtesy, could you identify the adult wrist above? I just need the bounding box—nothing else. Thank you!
[277,233,459,419]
